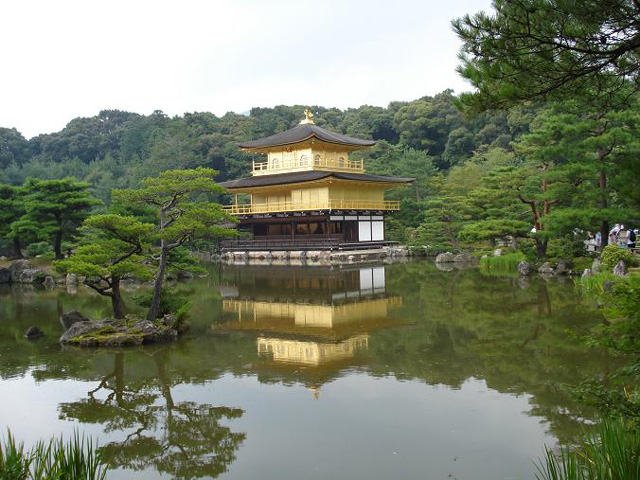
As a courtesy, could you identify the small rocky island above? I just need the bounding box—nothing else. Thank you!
[59,311,185,348]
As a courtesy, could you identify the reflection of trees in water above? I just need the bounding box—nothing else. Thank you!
[58,350,245,479]
[372,263,613,442]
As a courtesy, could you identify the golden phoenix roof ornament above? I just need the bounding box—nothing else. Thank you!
[300,107,315,125]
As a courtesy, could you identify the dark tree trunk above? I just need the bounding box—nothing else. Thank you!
[154,352,175,412]
[54,231,63,259]
[536,238,548,259]
[114,353,125,405]
[12,237,23,259]
[599,162,608,249]
[111,277,125,319]
[147,242,168,321]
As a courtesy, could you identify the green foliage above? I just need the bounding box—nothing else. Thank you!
[601,244,637,271]
[534,418,640,480]
[0,430,107,480]
[54,214,154,318]
[115,168,235,321]
[453,0,640,111]
[0,184,24,256]
[55,214,153,281]
[133,287,191,320]
[24,242,53,259]
[576,273,640,423]
[0,431,29,480]
[20,178,100,258]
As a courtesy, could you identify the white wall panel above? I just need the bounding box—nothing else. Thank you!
[358,221,372,241]
[372,221,384,241]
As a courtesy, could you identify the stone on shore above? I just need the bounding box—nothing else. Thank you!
[538,262,554,274]
[8,259,45,284]
[613,260,627,277]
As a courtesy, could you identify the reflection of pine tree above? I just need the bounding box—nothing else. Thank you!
[58,350,245,479]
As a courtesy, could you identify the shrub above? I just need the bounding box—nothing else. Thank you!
[24,242,53,258]
[133,287,192,320]
[601,244,636,271]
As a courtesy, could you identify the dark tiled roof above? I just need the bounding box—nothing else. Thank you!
[219,171,414,190]
[238,124,376,149]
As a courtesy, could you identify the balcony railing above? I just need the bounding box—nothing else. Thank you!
[224,199,400,215]
[252,157,364,175]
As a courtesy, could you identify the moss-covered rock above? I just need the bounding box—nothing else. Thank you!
[59,316,178,348]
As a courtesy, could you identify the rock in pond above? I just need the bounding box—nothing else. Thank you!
[43,275,55,289]
[453,253,477,265]
[517,261,531,276]
[60,310,90,330]
[60,316,179,348]
[24,326,44,339]
[555,260,568,275]
[435,252,454,263]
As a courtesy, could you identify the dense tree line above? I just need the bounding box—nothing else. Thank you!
[0,91,542,249]
[2,89,639,260]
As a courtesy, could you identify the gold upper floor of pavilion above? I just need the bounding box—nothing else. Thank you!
[240,109,375,177]
[219,109,413,214]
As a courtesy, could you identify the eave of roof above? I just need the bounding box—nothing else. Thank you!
[219,171,414,190]
[238,124,376,150]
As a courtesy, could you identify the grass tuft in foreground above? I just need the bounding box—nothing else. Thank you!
[534,418,640,480]
[0,430,107,480]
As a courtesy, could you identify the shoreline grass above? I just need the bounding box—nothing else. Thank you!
[0,430,107,480]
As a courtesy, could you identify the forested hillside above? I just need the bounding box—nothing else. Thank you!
[1,88,639,256]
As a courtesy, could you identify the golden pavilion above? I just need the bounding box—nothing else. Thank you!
[219,109,413,250]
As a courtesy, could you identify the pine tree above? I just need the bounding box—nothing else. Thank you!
[55,215,154,318]
[114,168,235,321]
[21,178,100,258]
[0,184,25,258]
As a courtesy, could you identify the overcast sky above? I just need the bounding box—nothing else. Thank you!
[0,0,491,138]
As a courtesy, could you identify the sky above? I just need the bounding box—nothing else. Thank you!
[0,0,492,138]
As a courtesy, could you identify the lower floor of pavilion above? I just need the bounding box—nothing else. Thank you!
[220,212,396,251]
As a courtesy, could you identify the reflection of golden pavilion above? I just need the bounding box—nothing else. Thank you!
[216,265,404,368]
[257,335,368,366]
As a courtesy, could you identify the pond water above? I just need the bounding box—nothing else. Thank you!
[0,261,611,479]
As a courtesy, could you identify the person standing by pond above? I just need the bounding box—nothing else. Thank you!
[628,228,637,250]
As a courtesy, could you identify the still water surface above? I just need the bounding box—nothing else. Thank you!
[0,261,609,479]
